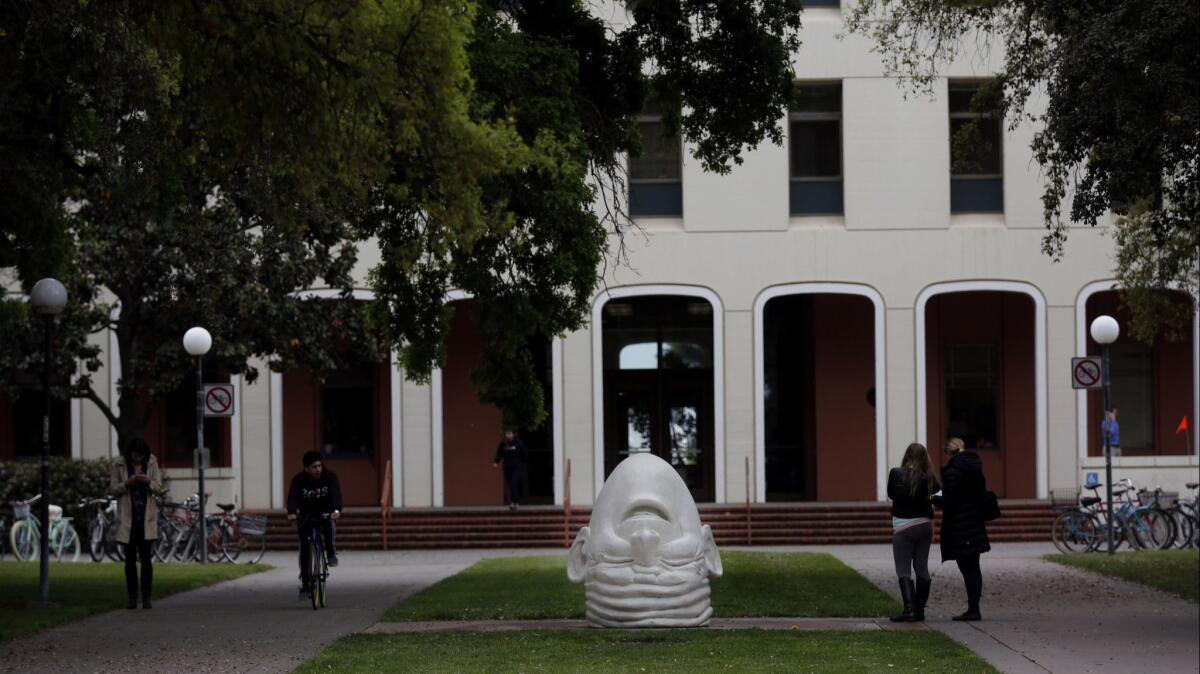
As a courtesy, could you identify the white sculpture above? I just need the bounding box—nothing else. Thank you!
[567,452,723,627]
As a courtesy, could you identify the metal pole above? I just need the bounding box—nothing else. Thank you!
[38,317,51,604]
[196,356,207,564]
[1103,345,1114,555]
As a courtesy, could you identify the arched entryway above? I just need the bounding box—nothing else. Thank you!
[754,286,883,502]
[436,297,557,507]
[593,287,723,503]
[1081,287,1198,457]
[917,285,1044,498]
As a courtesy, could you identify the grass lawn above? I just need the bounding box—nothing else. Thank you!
[296,630,997,673]
[1044,549,1199,602]
[382,552,898,621]
[0,561,269,642]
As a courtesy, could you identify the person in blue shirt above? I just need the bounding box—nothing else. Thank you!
[1101,407,1121,457]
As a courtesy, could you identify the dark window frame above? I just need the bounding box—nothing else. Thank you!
[949,80,1004,213]
[789,81,844,215]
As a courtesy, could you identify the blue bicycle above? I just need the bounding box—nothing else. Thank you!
[298,513,332,610]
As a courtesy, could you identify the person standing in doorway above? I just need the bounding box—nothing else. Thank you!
[110,437,162,609]
[887,443,940,622]
[1101,407,1121,457]
[933,436,991,621]
[493,430,528,510]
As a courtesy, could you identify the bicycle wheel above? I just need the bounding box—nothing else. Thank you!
[88,518,106,562]
[1167,508,1192,549]
[310,537,321,611]
[54,523,81,562]
[1060,510,1101,553]
[1051,511,1074,553]
[1127,508,1171,550]
[154,521,176,562]
[10,520,36,561]
[245,534,266,565]
[106,520,124,562]
[218,521,242,563]
[318,544,328,608]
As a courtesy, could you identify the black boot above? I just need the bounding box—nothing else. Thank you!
[952,608,981,621]
[890,578,915,622]
[913,577,931,621]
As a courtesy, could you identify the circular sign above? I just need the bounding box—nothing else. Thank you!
[1073,359,1101,388]
[205,386,233,415]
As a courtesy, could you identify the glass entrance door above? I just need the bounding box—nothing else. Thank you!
[603,296,715,502]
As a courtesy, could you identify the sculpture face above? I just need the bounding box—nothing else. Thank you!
[567,453,722,627]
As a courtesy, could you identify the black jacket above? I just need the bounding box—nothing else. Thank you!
[494,438,528,470]
[287,469,344,516]
[887,467,940,519]
[933,451,991,561]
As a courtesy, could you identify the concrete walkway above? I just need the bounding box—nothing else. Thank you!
[2,544,1195,673]
[785,542,1200,674]
[0,549,554,674]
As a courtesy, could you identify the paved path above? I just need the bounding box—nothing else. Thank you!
[0,549,555,674]
[3,544,1196,673]
[778,542,1200,674]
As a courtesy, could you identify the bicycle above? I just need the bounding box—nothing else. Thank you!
[153,494,222,563]
[298,513,331,610]
[81,497,122,562]
[212,502,267,564]
[8,494,81,562]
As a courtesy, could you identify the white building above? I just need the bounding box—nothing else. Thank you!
[4,5,1197,512]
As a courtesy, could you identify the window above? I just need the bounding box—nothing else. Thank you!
[944,345,1000,450]
[790,82,843,214]
[5,388,69,460]
[1109,343,1154,451]
[629,101,682,217]
[949,81,1003,213]
[320,365,375,457]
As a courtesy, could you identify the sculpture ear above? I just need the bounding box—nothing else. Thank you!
[701,524,723,578]
[566,526,590,583]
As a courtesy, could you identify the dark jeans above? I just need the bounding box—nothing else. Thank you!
[956,553,983,611]
[504,466,526,505]
[297,518,336,588]
[892,522,932,580]
[123,537,153,601]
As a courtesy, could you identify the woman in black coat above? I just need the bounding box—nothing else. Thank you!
[933,437,991,621]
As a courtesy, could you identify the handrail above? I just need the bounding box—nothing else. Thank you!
[563,459,572,548]
[380,459,392,551]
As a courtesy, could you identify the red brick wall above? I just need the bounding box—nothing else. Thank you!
[441,300,506,506]
[811,295,876,500]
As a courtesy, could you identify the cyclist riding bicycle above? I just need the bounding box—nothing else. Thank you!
[287,451,342,599]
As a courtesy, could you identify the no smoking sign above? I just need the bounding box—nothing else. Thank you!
[1071,357,1103,390]
[203,383,235,417]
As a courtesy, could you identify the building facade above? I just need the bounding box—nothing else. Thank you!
[4,7,1198,509]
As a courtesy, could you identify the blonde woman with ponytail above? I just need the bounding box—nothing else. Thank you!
[886,443,940,622]
[933,436,991,621]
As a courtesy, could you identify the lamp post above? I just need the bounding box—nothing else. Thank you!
[30,278,67,605]
[182,327,212,564]
[1090,315,1120,555]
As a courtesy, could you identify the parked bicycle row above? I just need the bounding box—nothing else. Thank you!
[1052,479,1199,553]
[2,492,266,564]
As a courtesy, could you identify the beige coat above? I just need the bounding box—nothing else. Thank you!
[110,455,163,543]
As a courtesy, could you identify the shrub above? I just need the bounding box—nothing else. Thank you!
[1,457,118,534]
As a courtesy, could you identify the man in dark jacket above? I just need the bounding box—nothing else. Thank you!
[287,451,343,598]
[492,430,528,510]
[932,437,991,621]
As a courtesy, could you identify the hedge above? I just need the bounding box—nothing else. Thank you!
[1,457,120,539]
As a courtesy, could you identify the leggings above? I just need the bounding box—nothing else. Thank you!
[124,539,153,600]
[956,554,983,610]
[504,466,525,504]
[892,523,932,580]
